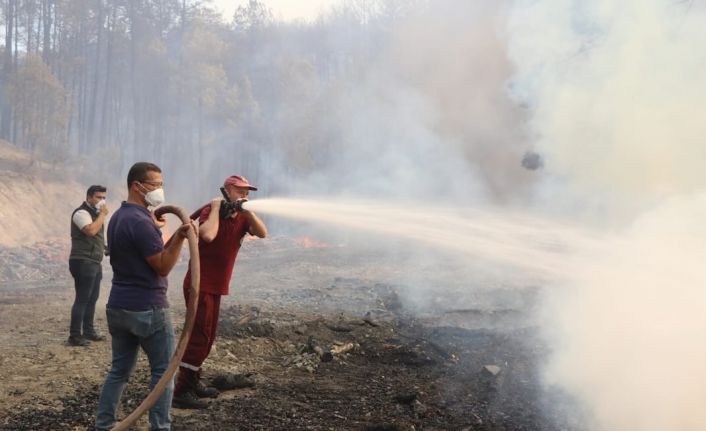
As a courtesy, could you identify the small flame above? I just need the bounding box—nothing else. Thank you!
[294,236,330,249]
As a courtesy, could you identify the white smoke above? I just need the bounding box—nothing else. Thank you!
[509,1,706,429]
[280,0,533,203]
[543,194,706,431]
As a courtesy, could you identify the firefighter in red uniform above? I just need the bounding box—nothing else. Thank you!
[172,175,267,409]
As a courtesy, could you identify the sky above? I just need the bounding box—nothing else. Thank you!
[212,0,336,22]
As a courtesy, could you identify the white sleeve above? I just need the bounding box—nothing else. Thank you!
[72,209,93,230]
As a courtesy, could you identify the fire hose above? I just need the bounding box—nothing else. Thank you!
[111,205,200,431]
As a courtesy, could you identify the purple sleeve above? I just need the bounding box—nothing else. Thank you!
[133,218,164,258]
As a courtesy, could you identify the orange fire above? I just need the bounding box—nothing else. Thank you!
[294,236,330,249]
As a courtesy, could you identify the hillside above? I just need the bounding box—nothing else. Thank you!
[0,141,91,247]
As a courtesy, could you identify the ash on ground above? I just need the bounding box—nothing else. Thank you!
[0,236,586,430]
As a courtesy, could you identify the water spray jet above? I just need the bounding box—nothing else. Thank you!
[243,197,605,280]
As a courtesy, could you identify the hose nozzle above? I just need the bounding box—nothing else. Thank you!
[235,198,248,212]
[219,187,249,218]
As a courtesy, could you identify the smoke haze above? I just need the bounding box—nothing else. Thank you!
[231,6,706,429]
[4,1,704,428]
[509,1,706,429]
[251,1,534,205]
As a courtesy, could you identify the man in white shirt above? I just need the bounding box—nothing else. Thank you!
[68,185,109,346]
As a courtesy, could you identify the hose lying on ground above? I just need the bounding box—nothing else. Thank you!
[111,205,200,431]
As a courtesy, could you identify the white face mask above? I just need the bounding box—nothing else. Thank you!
[94,199,106,210]
[144,188,165,207]
[138,182,165,207]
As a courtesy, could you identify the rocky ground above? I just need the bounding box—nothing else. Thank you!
[0,236,586,430]
[0,240,69,285]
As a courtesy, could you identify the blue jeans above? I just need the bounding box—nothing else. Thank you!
[95,307,175,431]
[68,259,102,337]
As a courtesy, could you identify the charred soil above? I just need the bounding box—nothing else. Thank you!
[0,237,583,430]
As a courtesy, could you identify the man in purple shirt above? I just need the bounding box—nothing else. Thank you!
[95,162,194,431]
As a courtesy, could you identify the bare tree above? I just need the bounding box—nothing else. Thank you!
[1,0,17,140]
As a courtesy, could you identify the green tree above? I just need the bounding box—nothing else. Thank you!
[8,54,71,164]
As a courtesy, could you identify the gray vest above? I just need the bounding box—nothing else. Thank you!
[70,202,105,263]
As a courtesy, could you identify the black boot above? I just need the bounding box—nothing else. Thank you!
[172,390,209,409]
[67,336,90,347]
[195,380,219,398]
[84,332,106,341]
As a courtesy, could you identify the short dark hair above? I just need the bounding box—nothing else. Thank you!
[126,162,162,188]
[86,185,107,197]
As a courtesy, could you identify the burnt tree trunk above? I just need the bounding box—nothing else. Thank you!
[1,0,16,140]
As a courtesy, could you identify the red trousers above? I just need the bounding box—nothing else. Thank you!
[175,289,221,394]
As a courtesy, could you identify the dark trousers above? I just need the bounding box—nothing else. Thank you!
[175,290,221,395]
[68,258,102,337]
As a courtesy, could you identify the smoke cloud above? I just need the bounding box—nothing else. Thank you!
[509,1,706,429]
[268,0,534,203]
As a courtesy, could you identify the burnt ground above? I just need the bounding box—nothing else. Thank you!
[0,236,586,430]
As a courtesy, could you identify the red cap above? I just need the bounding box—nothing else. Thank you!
[223,175,258,191]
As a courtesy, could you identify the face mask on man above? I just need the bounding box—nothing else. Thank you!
[94,199,106,210]
[138,183,165,207]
